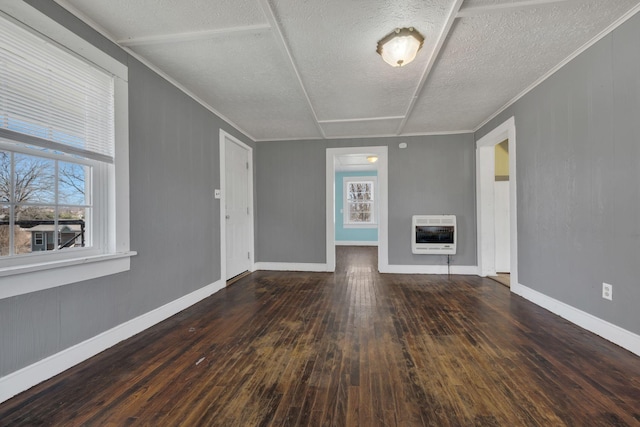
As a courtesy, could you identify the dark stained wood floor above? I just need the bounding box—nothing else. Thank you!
[1,246,640,426]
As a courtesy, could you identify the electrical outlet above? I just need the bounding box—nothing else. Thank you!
[602,283,612,301]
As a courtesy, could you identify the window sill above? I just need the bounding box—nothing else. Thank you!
[343,223,378,229]
[0,251,137,300]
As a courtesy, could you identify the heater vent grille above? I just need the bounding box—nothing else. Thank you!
[411,215,457,255]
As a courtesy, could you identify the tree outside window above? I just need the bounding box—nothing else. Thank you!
[0,149,89,256]
[344,177,377,227]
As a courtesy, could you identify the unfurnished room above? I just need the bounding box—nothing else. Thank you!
[0,0,639,425]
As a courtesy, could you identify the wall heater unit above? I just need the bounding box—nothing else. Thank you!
[411,215,457,255]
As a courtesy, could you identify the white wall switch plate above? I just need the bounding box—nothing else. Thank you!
[214,189,221,199]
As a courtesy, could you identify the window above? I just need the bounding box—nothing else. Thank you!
[343,176,377,227]
[0,148,94,257]
[0,5,133,299]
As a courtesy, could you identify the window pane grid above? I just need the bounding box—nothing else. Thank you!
[345,180,375,225]
[0,148,91,257]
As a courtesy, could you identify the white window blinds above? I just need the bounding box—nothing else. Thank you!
[0,14,115,163]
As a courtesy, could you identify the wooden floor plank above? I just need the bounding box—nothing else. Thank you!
[2,246,640,426]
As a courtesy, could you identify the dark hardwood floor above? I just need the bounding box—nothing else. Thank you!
[1,246,639,426]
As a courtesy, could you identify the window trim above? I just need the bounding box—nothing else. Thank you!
[0,3,135,300]
[343,176,378,228]
[0,141,99,260]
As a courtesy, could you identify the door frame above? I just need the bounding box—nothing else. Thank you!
[219,129,254,282]
[326,146,389,272]
[476,117,518,287]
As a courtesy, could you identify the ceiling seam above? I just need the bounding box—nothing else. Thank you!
[53,0,258,142]
[256,0,327,139]
[395,0,465,136]
[117,24,272,47]
[318,116,405,124]
[254,129,474,142]
[457,0,578,18]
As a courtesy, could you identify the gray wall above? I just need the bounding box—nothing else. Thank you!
[0,1,254,377]
[256,140,326,263]
[256,134,476,266]
[476,12,640,335]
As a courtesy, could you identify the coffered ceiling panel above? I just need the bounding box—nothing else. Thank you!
[132,31,322,140]
[59,0,267,40]
[53,0,640,141]
[268,0,452,121]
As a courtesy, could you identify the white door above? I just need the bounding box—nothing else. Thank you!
[225,138,251,279]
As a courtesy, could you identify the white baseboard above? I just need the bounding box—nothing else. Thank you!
[0,279,225,404]
[335,241,378,246]
[511,282,640,357]
[382,265,479,275]
[254,262,329,272]
[254,262,478,275]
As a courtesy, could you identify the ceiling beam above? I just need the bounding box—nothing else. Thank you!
[118,24,272,47]
[318,116,404,124]
[395,0,465,136]
[256,0,326,139]
[457,0,578,18]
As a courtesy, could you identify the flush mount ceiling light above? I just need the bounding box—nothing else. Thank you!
[367,155,379,163]
[376,27,424,67]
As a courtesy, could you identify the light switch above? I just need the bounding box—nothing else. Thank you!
[214,189,221,199]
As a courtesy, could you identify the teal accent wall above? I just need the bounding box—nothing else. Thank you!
[335,171,378,243]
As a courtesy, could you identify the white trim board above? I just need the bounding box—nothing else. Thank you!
[476,117,518,289]
[0,279,225,404]
[335,241,379,246]
[512,282,640,357]
[254,262,329,272]
[255,130,474,143]
[382,265,479,275]
[254,262,477,274]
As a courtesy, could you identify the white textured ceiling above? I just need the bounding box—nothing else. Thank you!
[56,0,640,141]
[335,154,380,172]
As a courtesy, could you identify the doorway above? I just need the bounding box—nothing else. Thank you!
[476,117,518,288]
[494,140,510,275]
[326,146,388,273]
[220,130,254,282]
[334,155,379,246]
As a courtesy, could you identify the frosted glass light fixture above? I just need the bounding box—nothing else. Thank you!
[376,27,424,67]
